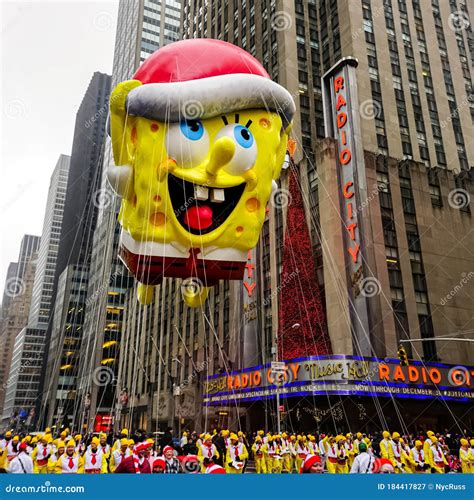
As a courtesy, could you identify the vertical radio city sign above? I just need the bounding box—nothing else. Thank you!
[322,58,371,355]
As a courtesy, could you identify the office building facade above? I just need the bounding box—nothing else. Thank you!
[179,0,473,431]
[28,155,70,329]
[1,235,40,319]
[40,72,111,429]
[75,0,183,433]
[0,252,38,416]
[1,326,47,429]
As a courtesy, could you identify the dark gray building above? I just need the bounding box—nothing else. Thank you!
[17,235,41,283]
[56,71,112,274]
[39,72,111,428]
[1,236,40,318]
[1,263,19,319]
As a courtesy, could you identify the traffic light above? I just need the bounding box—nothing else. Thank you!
[398,345,409,366]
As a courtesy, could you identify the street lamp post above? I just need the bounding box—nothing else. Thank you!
[171,357,182,435]
[274,323,301,434]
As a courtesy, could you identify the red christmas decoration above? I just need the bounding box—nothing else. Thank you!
[278,168,332,360]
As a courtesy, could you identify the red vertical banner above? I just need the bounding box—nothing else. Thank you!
[278,169,331,360]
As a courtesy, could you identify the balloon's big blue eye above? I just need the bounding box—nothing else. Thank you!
[234,125,254,149]
[180,120,204,141]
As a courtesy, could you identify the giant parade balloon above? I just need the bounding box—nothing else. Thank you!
[107,39,296,307]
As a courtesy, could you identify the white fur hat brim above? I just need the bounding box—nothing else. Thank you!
[126,73,295,129]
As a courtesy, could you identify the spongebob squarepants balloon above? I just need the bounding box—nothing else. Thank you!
[107,39,295,307]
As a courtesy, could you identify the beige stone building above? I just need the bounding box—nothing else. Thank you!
[0,253,38,414]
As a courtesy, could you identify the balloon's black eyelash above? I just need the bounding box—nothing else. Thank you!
[221,115,252,128]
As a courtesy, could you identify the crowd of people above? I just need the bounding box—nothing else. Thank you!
[1,426,473,474]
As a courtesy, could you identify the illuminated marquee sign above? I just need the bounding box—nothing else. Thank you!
[203,355,474,405]
[322,58,371,354]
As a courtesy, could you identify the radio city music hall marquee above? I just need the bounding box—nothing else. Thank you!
[203,355,474,405]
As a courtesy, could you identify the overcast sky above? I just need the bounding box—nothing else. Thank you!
[1,0,119,297]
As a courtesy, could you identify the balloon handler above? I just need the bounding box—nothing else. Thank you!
[107,39,295,307]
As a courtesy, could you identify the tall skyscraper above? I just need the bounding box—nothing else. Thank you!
[9,155,70,427]
[39,72,111,429]
[0,263,19,319]
[75,0,183,433]
[42,264,89,427]
[0,251,38,416]
[28,155,70,329]
[1,326,45,428]
[1,235,40,319]
[55,72,111,275]
[17,235,41,283]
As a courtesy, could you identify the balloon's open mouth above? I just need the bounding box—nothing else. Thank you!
[168,174,246,235]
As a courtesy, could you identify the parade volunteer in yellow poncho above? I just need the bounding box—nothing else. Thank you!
[31,434,52,473]
[225,433,248,474]
[54,439,84,474]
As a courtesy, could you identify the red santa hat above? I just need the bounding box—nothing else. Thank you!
[205,464,226,474]
[162,445,174,454]
[126,39,295,129]
[153,457,166,469]
[135,441,152,453]
[372,458,394,473]
[300,454,322,473]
